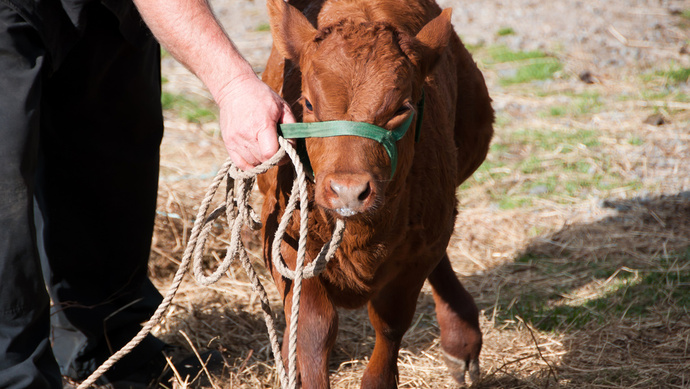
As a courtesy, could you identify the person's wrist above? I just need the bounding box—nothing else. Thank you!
[211,65,258,108]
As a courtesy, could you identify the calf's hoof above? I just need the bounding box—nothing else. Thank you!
[442,350,479,386]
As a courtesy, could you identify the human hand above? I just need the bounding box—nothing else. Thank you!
[131,0,296,170]
[216,73,296,171]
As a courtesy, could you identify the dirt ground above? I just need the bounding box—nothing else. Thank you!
[148,1,690,388]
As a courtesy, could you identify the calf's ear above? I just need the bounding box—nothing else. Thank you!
[414,8,453,77]
[267,0,318,61]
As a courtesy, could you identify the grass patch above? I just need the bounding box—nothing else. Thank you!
[572,92,603,115]
[484,45,548,64]
[541,106,567,117]
[255,22,271,32]
[657,67,690,84]
[472,170,637,210]
[497,27,515,36]
[459,127,646,208]
[647,66,690,86]
[162,92,217,123]
[640,89,690,102]
[493,248,690,332]
[538,92,605,117]
[498,197,533,210]
[628,135,644,146]
[472,45,563,85]
[500,61,563,85]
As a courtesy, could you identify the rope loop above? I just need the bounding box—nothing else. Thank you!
[77,136,344,389]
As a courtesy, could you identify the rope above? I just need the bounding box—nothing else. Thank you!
[77,137,345,389]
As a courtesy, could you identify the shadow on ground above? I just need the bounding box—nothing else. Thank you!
[462,192,690,388]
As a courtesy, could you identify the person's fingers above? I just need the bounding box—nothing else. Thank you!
[225,143,260,171]
[257,125,280,162]
[281,100,297,124]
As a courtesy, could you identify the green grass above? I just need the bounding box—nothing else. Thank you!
[628,135,644,146]
[161,92,217,123]
[497,27,515,36]
[493,249,690,332]
[538,92,605,118]
[458,127,647,209]
[656,67,690,85]
[471,169,636,210]
[542,106,567,117]
[572,92,603,115]
[484,45,549,64]
[645,65,690,86]
[499,61,563,85]
[639,89,690,102]
[255,22,271,32]
[498,197,533,210]
[475,45,563,85]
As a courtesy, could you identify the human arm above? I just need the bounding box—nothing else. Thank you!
[132,0,295,170]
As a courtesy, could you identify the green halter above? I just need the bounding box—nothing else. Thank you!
[278,91,425,179]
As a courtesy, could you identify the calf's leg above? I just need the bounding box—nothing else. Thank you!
[361,277,425,389]
[427,253,482,385]
[280,277,338,389]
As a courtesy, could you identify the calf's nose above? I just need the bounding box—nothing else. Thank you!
[327,176,374,216]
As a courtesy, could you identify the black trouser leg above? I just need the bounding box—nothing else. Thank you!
[0,6,62,389]
[34,4,166,382]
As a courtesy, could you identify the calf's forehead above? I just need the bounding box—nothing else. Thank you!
[304,28,415,119]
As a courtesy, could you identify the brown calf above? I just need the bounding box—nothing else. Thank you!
[258,0,493,387]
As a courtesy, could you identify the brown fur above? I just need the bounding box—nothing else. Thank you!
[259,0,493,387]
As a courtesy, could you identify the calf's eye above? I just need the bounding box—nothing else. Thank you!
[304,99,314,112]
[394,104,411,116]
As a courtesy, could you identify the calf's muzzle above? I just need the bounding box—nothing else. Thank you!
[323,173,375,217]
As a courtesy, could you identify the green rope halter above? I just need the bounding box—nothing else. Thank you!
[278,91,425,179]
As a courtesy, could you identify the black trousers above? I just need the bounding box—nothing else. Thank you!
[0,3,165,388]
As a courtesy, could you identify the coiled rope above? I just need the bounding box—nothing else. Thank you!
[77,137,345,389]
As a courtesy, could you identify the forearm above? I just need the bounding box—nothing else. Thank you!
[132,0,295,169]
[132,0,256,102]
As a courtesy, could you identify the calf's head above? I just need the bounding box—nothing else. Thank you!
[268,0,453,218]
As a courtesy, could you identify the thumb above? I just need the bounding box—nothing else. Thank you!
[281,101,297,124]
[257,125,281,161]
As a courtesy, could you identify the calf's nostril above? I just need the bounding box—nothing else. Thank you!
[357,183,371,202]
